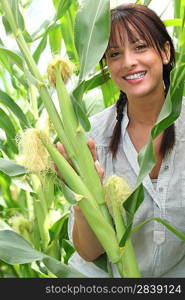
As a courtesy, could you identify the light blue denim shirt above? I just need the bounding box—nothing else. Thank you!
[68,99,185,278]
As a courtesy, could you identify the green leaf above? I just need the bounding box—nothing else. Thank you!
[75,0,110,82]
[0,230,86,277]
[124,184,144,223]
[84,91,104,118]
[0,90,29,128]
[62,183,77,205]
[132,217,185,241]
[0,219,12,230]
[0,158,27,176]
[22,29,33,43]
[0,230,45,264]
[43,256,86,278]
[72,81,91,131]
[0,51,12,73]
[163,18,182,27]
[119,185,144,247]
[93,253,109,274]
[49,212,69,241]
[0,47,24,71]
[31,20,51,41]
[49,24,62,55]
[174,0,181,18]
[60,2,79,63]
[173,0,181,38]
[143,0,152,6]
[101,78,120,107]
[33,35,48,64]
[0,107,17,142]
[0,38,3,46]
[2,15,12,35]
[10,0,25,31]
[84,68,110,92]
[62,239,75,264]
[2,0,25,33]
[54,0,73,21]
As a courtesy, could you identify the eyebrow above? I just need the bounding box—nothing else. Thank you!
[108,39,144,49]
[107,46,120,49]
[107,38,145,50]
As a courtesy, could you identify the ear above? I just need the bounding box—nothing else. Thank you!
[162,41,171,65]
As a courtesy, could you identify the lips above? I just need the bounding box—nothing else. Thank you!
[123,71,146,80]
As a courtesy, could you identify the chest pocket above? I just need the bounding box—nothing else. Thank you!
[164,172,185,241]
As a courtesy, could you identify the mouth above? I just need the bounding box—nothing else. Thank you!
[123,71,147,81]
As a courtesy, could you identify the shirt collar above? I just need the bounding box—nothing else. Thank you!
[121,103,129,135]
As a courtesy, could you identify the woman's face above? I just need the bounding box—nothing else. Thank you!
[106,28,170,101]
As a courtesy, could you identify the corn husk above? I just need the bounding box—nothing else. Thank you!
[16,128,51,174]
[47,56,75,87]
[104,175,132,218]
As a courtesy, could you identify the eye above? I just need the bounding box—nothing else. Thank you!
[107,51,120,58]
[110,51,120,57]
[135,44,147,51]
[106,50,121,59]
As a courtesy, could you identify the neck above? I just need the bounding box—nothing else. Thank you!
[127,89,165,128]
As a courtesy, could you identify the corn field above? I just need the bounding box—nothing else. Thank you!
[0,0,185,279]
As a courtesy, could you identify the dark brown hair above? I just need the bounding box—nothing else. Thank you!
[101,4,176,158]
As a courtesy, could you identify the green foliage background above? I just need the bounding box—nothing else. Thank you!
[0,0,184,278]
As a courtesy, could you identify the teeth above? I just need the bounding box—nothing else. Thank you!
[124,72,146,80]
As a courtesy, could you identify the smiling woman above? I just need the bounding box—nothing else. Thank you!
[103,3,175,160]
[0,0,184,280]
[106,38,169,100]
[68,3,185,278]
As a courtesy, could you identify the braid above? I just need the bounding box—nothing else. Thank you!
[109,91,127,158]
[159,74,175,158]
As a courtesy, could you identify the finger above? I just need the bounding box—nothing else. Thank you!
[95,160,104,182]
[56,142,74,166]
[73,205,85,219]
[55,142,75,182]
[87,138,97,162]
[56,142,68,160]
[52,161,63,178]
[73,204,81,213]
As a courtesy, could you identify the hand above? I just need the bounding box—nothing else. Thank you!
[54,142,72,180]
[55,138,104,182]
[87,138,104,182]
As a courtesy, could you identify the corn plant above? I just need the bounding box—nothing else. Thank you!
[0,0,185,279]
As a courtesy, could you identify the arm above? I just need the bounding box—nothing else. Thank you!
[72,205,105,262]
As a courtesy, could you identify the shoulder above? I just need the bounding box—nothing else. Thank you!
[176,97,185,140]
[86,104,117,146]
[180,97,185,114]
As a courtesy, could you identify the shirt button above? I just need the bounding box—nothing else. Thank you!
[164,165,169,170]
[158,187,163,192]
[154,231,165,244]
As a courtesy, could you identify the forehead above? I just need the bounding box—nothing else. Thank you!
[107,20,153,49]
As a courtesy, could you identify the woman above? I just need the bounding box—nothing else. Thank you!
[65,3,185,277]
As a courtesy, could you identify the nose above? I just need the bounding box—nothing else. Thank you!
[122,49,136,70]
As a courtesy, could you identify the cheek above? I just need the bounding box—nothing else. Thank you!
[108,61,120,73]
[108,65,120,82]
[152,62,164,78]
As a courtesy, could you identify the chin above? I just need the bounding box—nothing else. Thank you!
[126,87,155,99]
